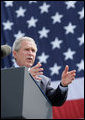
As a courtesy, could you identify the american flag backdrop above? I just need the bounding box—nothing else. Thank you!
[1,1,84,119]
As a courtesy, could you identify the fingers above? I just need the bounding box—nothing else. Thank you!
[31,67,44,74]
[68,72,76,83]
[64,65,69,73]
[68,70,76,79]
[62,66,76,86]
[31,62,44,73]
[70,75,75,80]
[29,62,44,80]
[34,76,42,81]
[30,71,43,80]
[32,71,43,76]
[33,62,42,69]
[69,70,76,74]
[68,71,76,79]
[34,68,44,73]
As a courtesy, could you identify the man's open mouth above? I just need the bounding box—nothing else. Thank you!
[27,57,33,61]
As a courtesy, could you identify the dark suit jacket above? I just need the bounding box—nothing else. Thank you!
[39,75,68,106]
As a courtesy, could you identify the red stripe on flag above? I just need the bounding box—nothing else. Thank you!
[52,99,84,119]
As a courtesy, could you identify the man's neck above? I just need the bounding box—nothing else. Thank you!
[13,60,31,70]
[13,60,20,67]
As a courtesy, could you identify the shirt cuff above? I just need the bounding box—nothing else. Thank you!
[59,84,68,92]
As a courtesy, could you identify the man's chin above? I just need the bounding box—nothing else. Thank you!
[25,63,33,68]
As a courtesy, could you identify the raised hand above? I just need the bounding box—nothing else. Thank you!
[61,65,76,86]
[29,62,44,80]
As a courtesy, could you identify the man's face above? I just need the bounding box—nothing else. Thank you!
[13,40,37,68]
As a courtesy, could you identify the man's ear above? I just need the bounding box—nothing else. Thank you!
[13,50,17,59]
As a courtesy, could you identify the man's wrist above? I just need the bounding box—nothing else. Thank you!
[60,82,68,87]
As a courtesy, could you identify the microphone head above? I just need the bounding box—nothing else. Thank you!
[1,45,11,58]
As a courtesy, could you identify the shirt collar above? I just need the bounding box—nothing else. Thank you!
[13,59,30,70]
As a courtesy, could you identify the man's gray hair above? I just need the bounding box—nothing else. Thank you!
[12,36,37,52]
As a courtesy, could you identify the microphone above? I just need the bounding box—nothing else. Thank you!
[1,45,11,58]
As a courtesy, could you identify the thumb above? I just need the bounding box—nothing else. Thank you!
[64,65,69,73]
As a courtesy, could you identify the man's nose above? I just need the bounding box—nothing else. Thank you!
[27,50,33,54]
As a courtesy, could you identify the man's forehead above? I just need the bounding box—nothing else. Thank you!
[21,40,35,45]
[20,40,37,51]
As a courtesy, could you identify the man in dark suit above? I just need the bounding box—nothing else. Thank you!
[12,36,76,106]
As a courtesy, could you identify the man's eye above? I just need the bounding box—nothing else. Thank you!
[25,49,29,51]
[32,49,35,52]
